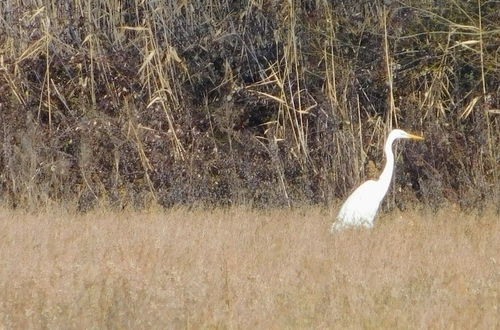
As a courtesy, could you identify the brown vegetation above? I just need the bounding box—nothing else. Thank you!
[0,2,498,327]
[0,206,497,328]
[0,0,498,209]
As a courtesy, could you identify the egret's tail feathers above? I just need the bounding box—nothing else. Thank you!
[330,220,374,232]
[330,221,347,232]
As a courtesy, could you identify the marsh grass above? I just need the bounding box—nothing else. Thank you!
[0,2,497,327]
[0,0,498,209]
[0,205,497,328]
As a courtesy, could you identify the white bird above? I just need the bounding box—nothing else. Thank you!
[331,129,424,231]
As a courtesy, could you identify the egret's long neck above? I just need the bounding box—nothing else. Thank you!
[378,135,396,194]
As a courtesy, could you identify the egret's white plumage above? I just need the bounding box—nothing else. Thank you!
[331,129,423,231]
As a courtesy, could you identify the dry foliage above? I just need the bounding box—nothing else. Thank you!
[0,205,497,328]
[0,0,498,209]
[0,1,498,327]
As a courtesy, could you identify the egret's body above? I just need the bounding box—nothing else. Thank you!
[331,129,423,231]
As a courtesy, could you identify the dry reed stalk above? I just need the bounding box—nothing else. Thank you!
[382,5,396,131]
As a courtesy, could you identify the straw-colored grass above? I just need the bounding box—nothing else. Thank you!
[0,205,497,328]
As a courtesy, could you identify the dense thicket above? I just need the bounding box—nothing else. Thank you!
[0,0,498,210]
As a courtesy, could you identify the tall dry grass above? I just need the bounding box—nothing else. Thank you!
[0,205,497,328]
[0,0,498,209]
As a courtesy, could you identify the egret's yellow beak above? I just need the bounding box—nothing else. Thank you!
[407,133,424,140]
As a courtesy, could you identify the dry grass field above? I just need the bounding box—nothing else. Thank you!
[0,2,498,328]
[0,205,497,329]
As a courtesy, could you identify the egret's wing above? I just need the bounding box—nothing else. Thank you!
[334,180,382,229]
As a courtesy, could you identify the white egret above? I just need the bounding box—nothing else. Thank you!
[331,129,424,231]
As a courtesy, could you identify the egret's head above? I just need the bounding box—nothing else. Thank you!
[390,129,424,141]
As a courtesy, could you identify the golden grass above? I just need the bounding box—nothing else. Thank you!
[0,205,497,329]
